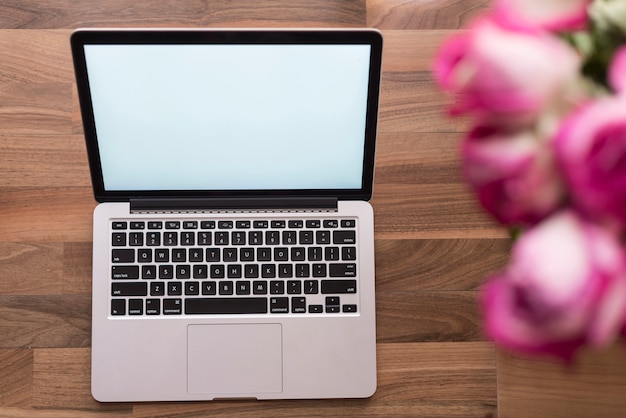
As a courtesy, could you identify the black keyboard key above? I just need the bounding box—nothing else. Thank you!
[198,232,212,245]
[146,299,161,315]
[270,297,289,313]
[323,220,339,228]
[168,282,182,296]
[163,232,178,246]
[236,220,251,229]
[253,280,268,294]
[244,264,259,278]
[271,220,286,228]
[253,220,269,228]
[304,280,319,294]
[128,232,143,246]
[172,248,186,262]
[112,249,134,263]
[287,280,301,294]
[112,233,126,246]
[201,281,217,295]
[111,299,126,315]
[299,231,313,244]
[218,221,233,229]
[282,231,297,244]
[329,263,357,277]
[159,265,173,279]
[146,232,160,246]
[232,231,246,245]
[165,221,180,229]
[176,265,191,279]
[333,230,356,244]
[292,297,306,313]
[295,264,310,278]
[316,231,330,244]
[130,222,145,230]
[111,265,139,280]
[343,304,358,313]
[128,299,143,315]
[306,220,321,228]
[210,265,225,279]
[236,281,251,295]
[206,248,220,262]
[215,232,229,245]
[148,221,162,229]
[150,282,165,296]
[219,281,233,295]
[309,304,323,313]
[342,247,356,261]
[183,221,198,229]
[137,249,152,263]
[321,279,357,294]
[142,265,157,279]
[185,297,268,314]
[201,221,216,229]
[112,282,147,296]
[185,281,199,295]
[341,220,356,228]
[288,220,303,228]
[193,265,208,279]
[181,232,195,246]
[112,222,127,230]
[266,231,280,245]
[326,296,341,313]
[270,280,284,294]
[163,298,182,314]
[312,264,326,277]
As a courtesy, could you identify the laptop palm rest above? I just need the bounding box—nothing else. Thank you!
[187,324,283,395]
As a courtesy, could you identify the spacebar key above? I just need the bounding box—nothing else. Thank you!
[185,298,268,314]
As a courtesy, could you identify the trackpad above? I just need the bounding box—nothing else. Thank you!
[187,324,283,395]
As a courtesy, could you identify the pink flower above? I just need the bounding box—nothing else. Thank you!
[462,125,563,226]
[609,46,626,94]
[492,0,592,31]
[554,95,626,226]
[482,211,626,361]
[433,17,581,123]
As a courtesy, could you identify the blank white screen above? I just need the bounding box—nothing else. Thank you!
[84,44,371,191]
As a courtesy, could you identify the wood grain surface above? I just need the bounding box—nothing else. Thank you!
[1,1,625,417]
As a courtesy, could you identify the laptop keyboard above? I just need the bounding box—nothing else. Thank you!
[109,217,359,316]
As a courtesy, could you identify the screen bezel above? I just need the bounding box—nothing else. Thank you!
[71,29,382,203]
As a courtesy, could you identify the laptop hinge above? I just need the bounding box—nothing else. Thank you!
[130,197,338,212]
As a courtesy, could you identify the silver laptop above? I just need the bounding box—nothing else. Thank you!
[71,28,382,402]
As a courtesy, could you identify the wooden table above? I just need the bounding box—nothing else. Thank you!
[1,1,625,416]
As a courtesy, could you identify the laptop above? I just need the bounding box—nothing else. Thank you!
[71,28,382,402]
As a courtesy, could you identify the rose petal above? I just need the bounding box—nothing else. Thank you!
[609,46,626,93]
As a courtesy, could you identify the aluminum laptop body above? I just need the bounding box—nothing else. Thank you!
[71,28,382,402]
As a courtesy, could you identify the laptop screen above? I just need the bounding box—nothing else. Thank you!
[72,30,382,202]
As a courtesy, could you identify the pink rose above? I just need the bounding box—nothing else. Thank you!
[609,46,626,94]
[482,211,626,361]
[433,17,580,123]
[462,125,563,226]
[554,95,626,226]
[492,0,592,31]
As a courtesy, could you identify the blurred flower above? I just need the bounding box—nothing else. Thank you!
[433,17,580,124]
[554,94,626,226]
[433,0,626,360]
[462,125,563,225]
[482,211,626,361]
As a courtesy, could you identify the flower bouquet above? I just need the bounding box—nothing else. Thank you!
[433,0,626,361]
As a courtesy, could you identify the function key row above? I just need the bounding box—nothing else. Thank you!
[112,230,356,247]
[112,219,356,230]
